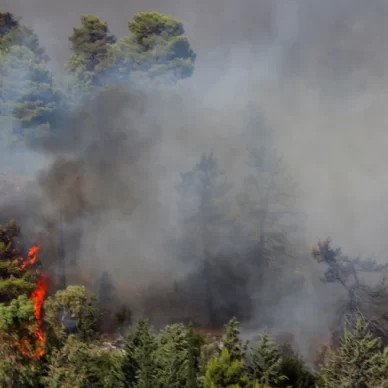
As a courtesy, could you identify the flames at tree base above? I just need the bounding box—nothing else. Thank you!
[15,244,49,360]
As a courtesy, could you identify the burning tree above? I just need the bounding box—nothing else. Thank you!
[0,219,39,302]
[313,239,388,345]
[0,218,48,365]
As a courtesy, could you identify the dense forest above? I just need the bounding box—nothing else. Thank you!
[1,8,388,387]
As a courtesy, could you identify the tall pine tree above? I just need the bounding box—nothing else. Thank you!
[122,319,157,388]
[320,320,388,388]
[248,331,286,387]
[66,14,116,97]
[222,317,246,362]
[177,152,232,327]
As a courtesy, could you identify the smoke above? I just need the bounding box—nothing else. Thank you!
[2,0,388,361]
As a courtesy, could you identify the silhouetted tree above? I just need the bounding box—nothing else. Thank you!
[313,239,388,345]
[177,152,232,327]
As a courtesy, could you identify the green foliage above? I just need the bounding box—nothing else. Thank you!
[66,14,117,96]
[248,331,286,387]
[155,323,189,387]
[0,277,36,301]
[113,12,196,83]
[320,319,388,388]
[0,26,64,141]
[0,219,37,302]
[198,338,221,385]
[0,11,48,62]
[223,317,247,362]
[43,334,126,388]
[44,285,99,343]
[186,324,199,388]
[42,335,89,388]
[68,14,116,71]
[0,295,40,388]
[6,9,388,388]
[278,346,317,388]
[122,318,158,388]
[88,351,126,388]
[204,347,250,388]
[0,356,40,388]
[0,294,35,332]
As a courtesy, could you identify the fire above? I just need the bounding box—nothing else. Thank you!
[29,275,48,322]
[15,243,49,360]
[19,243,41,270]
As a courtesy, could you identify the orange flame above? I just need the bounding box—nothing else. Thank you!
[15,243,48,359]
[29,275,48,321]
[19,243,41,270]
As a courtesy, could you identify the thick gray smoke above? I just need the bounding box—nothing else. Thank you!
[2,0,388,360]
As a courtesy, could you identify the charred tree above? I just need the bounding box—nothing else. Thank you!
[313,239,388,346]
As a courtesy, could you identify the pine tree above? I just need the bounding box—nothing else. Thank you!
[0,11,48,62]
[320,319,388,388]
[248,331,286,387]
[0,16,65,142]
[0,294,40,388]
[66,14,116,96]
[278,345,317,388]
[198,338,220,386]
[312,239,388,345]
[0,219,37,303]
[186,324,198,388]
[122,319,157,388]
[42,335,89,388]
[222,317,246,362]
[43,334,126,388]
[238,112,299,263]
[177,152,232,327]
[204,347,250,388]
[122,333,138,388]
[113,12,196,83]
[155,323,189,388]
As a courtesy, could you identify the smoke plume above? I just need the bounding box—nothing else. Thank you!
[2,0,388,360]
